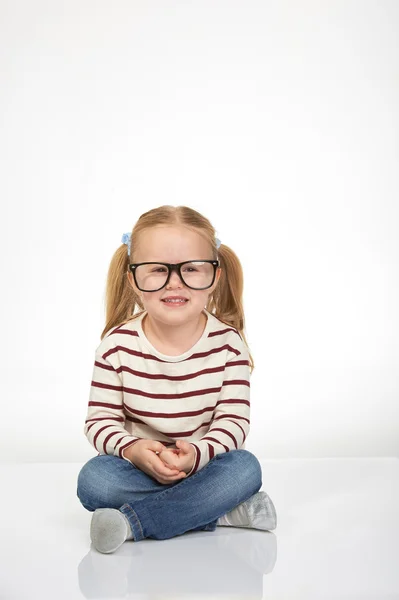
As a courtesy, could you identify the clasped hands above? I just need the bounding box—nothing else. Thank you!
[157,439,195,477]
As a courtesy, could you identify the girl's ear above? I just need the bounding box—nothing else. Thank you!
[127,271,135,290]
[127,272,143,299]
[210,267,222,293]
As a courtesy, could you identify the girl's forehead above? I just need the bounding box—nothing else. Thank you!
[133,227,213,264]
[138,226,209,254]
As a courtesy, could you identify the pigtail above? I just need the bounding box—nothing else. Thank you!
[100,243,144,340]
[208,244,255,373]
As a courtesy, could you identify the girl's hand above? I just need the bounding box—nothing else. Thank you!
[126,439,187,485]
[158,440,196,474]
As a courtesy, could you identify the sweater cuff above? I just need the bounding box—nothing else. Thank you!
[187,443,200,476]
[121,439,141,464]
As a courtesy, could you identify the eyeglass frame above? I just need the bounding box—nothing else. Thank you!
[128,260,220,292]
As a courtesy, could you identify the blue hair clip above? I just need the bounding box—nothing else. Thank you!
[121,232,131,256]
[215,237,221,249]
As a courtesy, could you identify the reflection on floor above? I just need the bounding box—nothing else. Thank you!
[1,458,398,599]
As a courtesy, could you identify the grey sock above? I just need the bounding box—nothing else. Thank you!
[217,491,277,531]
[90,508,134,554]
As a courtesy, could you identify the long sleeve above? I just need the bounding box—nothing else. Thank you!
[84,350,140,461]
[186,343,251,476]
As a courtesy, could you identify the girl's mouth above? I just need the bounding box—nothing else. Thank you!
[161,298,189,306]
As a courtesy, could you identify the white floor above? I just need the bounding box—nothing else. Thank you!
[1,458,398,600]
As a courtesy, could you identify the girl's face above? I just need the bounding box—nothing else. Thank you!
[127,225,221,323]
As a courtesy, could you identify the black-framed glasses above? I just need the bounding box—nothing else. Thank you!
[128,260,219,292]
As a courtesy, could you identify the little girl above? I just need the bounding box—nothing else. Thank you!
[77,205,277,553]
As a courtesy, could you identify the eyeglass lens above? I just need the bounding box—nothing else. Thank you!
[135,262,214,291]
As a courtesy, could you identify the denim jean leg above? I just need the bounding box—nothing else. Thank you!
[76,453,225,535]
[119,449,263,542]
[77,454,178,511]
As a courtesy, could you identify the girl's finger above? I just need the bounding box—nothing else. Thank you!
[155,458,180,475]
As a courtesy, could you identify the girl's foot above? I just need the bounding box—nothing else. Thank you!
[90,508,134,554]
[217,491,277,531]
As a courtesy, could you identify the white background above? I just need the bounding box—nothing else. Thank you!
[1,0,397,463]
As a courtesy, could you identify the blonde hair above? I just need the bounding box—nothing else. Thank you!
[101,205,254,373]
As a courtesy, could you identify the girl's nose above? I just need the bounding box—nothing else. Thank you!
[168,268,184,286]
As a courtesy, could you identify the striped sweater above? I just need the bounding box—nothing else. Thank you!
[84,308,251,476]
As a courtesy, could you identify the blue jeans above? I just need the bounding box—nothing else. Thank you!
[76,449,263,542]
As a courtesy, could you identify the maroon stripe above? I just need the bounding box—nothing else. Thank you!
[208,443,215,460]
[95,360,115,371]
[225,359,250,368]
[222,379,250,387]
[86,404,249,428]
[103,431,119,453]
[95,359,248,379]
[201,436,230,451]
[125,413,213,438]
[215,399,250,408]
[122,420,208,445]
[206,428,238,448]
[190,443,200,473]
[216,399,250,404]
[91,425,117,440]
[104,346,165,363]
[103,343,241,363]
[123,403,215,420]
[117,438,141,457]
[104,324,126,338]
[85,416,124,424]
[109,329,139,337]
[88,401,123,409]
[90,379,248,399]
[114,435,128,452]
[214,411,250,423]
[91,381,123,392]
[92,427,104,452]
[186,344,242,360]
[115,364,225,381]
[222,418,247,440]
[122,384,222,400]
[125,415,142,424]
[113,325,239,340]
[209,328,237,337]
[94,424,118,449]
[120,377,250,400]
[87,402,249,418]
